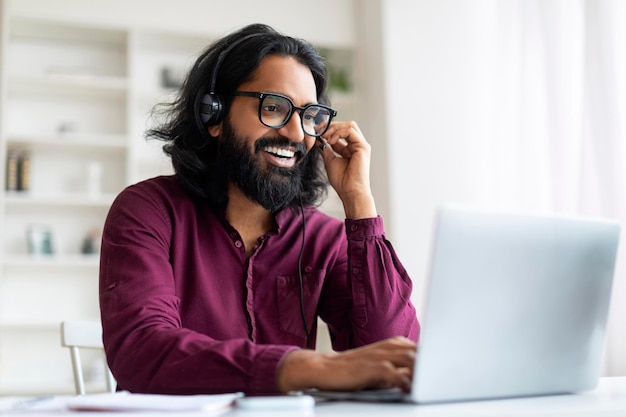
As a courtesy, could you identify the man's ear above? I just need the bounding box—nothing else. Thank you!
[208,123,222,138]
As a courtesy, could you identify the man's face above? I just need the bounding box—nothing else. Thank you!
[209,55,319,210]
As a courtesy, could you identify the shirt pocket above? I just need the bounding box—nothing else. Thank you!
[276,269,326,339]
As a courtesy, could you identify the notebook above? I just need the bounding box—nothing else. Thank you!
[310,206,620,404]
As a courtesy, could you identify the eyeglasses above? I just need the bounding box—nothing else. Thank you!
[231,91,337,137]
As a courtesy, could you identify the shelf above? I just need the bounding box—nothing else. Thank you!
[7,74,128,96]
[0,381,111,397]
[0,321,63,331]
[4,193,116,207]
[0,316,97,330]
[6,133,128,150]
[9,15,127,45]
[0,384,77,397]
[2,254,100,268]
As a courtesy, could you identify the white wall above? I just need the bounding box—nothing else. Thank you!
[379,0,626,377]
[381,0,496,311]
[353,1,392,227]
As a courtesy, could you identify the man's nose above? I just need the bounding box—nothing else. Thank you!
[277,111,305,143]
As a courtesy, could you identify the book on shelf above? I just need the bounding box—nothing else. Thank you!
[5,150,31,192]
[18,151,31,191]
[5,150,19,191]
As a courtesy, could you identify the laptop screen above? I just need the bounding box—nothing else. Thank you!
[413,206,620,403]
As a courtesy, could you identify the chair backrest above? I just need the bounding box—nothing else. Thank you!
[60,320,116,395]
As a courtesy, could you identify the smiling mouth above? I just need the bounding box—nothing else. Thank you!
[263,146,302,160]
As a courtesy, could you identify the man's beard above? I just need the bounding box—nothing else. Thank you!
[217,120,307,212]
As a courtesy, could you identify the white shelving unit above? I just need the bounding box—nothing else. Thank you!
[0,13,123,395]
[0,2,358,396]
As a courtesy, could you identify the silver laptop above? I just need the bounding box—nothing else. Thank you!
[310,206,620,403]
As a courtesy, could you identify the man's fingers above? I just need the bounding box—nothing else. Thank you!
[328,360,413,393]
[345,347,415,368]
[352,335,417,354]
[276,337,418,393]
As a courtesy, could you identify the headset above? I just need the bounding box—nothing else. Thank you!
[197,33,265,126]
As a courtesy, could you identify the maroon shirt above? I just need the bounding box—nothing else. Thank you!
[99,175,419,394]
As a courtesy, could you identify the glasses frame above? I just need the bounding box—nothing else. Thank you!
[232,91,337,137]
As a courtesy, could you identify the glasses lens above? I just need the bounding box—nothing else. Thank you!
[303,106,332,136]
[260,94,291,127]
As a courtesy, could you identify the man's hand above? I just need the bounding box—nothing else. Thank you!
[276,336,417,393]
[317,121,377,219]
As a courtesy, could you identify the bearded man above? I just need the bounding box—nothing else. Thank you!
[99,23,419,395]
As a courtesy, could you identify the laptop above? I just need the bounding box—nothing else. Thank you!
[310,206,620,404]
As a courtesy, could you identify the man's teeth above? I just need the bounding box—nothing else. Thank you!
[264,146,295,158]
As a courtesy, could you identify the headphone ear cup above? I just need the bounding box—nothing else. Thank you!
[199,93,224,125]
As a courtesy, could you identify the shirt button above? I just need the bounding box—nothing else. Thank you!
[350,224,358,232]
[352,267,360,275]
[234,240,243,248]
[305,266,312,273]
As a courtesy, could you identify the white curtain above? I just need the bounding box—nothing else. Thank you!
[382,0,626,375]
[480,0,626,376]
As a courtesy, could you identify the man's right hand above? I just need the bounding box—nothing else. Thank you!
[276,336,417,393]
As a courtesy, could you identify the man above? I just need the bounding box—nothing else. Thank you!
[99,23,419,395]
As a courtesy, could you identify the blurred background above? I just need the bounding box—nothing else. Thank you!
[0,0,624,395]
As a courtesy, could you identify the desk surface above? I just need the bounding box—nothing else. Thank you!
[227,376,626,417]
[2,377,625,417]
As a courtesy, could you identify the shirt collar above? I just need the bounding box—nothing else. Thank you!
[215,204,302,236]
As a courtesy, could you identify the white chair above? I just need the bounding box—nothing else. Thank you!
[60,320,116,395]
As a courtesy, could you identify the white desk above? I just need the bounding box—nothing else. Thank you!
[2,377,625,416]
[226,376,626,417]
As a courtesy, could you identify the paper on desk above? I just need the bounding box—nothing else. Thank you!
[1,396,68,413]
[64,391,243,412]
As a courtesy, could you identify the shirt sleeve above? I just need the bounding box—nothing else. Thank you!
[99,184,297,395]
[319,216,420,350]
